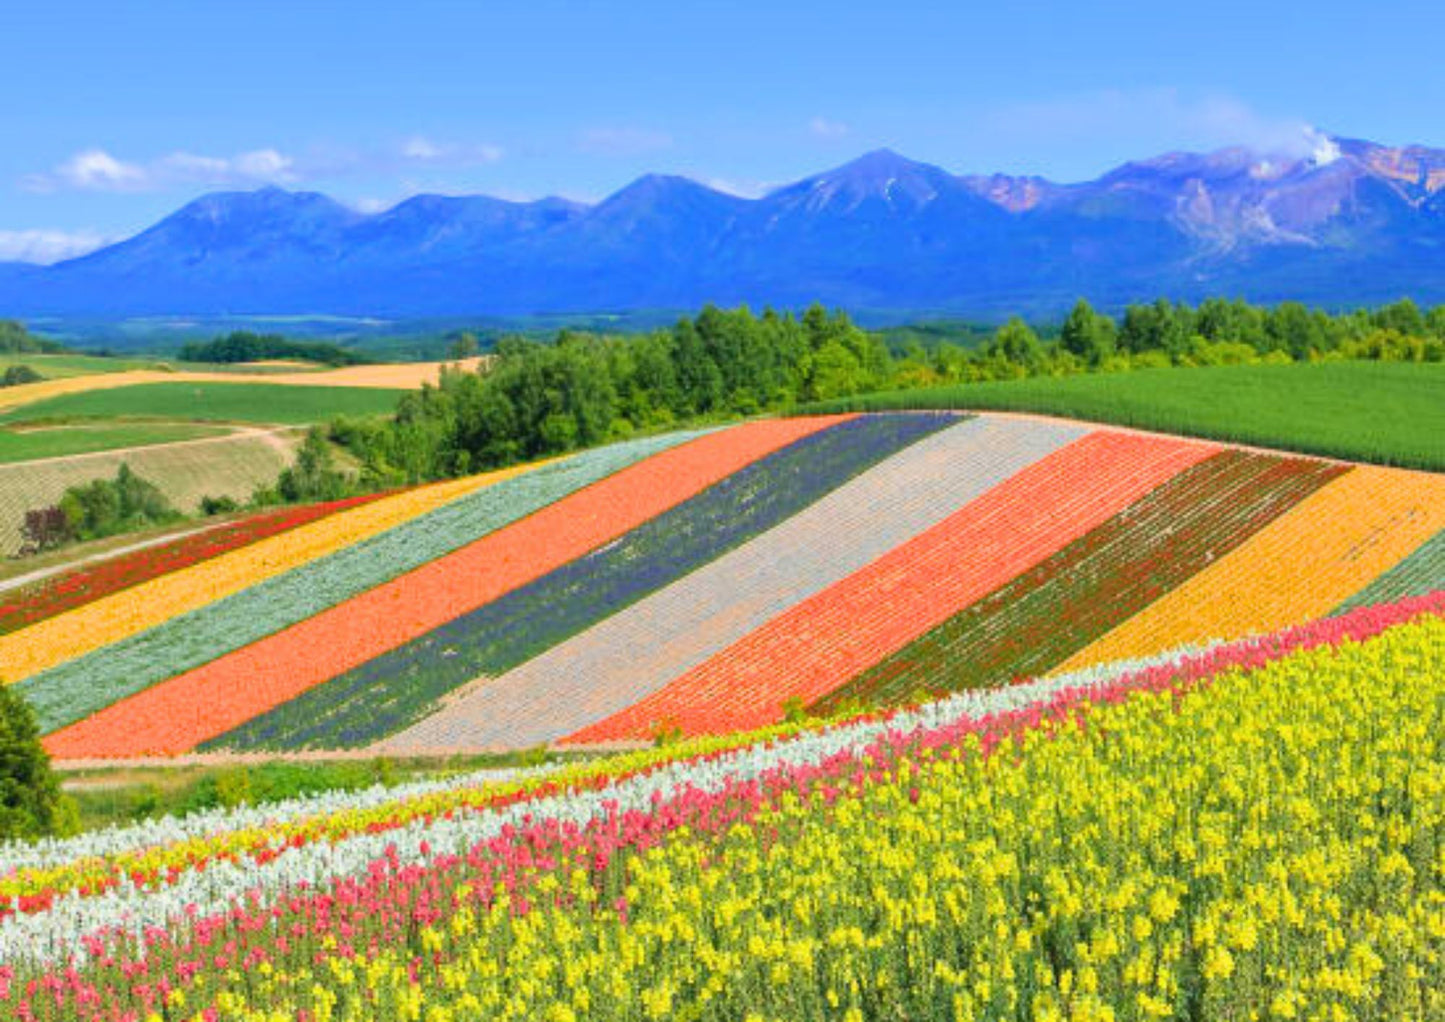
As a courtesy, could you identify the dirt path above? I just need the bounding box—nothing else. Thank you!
[0,522,219,595]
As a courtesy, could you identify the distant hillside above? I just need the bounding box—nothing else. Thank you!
[2,135,1444,318]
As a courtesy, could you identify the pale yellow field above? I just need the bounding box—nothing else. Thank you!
[0,430,300,557]
[0,357,489,413]
[1055,464,1445,670]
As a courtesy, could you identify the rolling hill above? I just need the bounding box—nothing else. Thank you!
[2,136,1444,319]
[2,411,1440,761]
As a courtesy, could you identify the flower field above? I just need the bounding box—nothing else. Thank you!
[1,591,1442,1020]
[0,492,390,636]
[209,413,954,751]
[1,411,1442,764]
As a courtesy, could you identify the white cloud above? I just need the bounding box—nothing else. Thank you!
[809,117,851,140]
[398,137,503,165]
[23,147,300,193]
[351,197,394,214]
[983,89,1322,162]
[402,136,446,161]
[576,127,673,157]
[0,229,116,264]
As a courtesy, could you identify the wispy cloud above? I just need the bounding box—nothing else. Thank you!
[0,228,116,264]
[22,147,299,193]
[576,127,673,157]
[809,117,851,140]
[398,136,504,166]
[983,89,1320,159]
[22,137,505,195]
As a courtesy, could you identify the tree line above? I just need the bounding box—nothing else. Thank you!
[177,331,372,367]
[326,297,1444,486]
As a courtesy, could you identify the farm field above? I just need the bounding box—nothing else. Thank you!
[0,352,167,379]
[3,410,1442,765]
[803,361,1445,470]
[0,429,301,556]
[0,591,1441,1019]
[0,356,486,416]
[0,421,228,463]
[0,381,405,426]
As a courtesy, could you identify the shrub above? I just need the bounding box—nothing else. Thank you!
[1,365,43,387]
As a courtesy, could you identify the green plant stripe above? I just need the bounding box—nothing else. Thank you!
[813,449,1348,714]
[18,429,714,734]
[1333,529,1445,614]
[205,414,960,752]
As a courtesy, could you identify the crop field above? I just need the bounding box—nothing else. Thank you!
[0,422,228,463]
[0,356,484,416]
[803,361,1445,470]
[0,430,301,556]
[0,591,1441,1019]
[0,353,165,379]
[0,381,405,426]
[3,410,1443,768]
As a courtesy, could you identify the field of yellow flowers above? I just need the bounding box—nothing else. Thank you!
[0,592,1441,1021]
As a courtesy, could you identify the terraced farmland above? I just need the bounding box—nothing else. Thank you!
[2,410,1443,763]
[0,429,299,555]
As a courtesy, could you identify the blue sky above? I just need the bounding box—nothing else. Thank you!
[4,0,1444,261]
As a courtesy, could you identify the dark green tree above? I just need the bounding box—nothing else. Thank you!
[1058,299,1116,366]
[277,428,352,503]
[0,684,63,840]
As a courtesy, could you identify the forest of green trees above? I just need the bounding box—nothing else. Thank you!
[327,297,1445,486]
[0,319,65,355]
[177,331,371,367]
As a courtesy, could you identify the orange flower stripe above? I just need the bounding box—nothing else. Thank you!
[565,429,1218,743]
[1054,464,1445,671]
[42,416,851,758]
[0,471,508,683]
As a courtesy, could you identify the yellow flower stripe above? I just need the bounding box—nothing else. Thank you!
[1055,464,1445,671]
[74,613,1445,1021]
[0,468,526,683]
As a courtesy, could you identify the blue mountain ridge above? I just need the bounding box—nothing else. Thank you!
[4,137,1444,318]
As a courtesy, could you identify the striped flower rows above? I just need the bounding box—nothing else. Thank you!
[0,492,390,637]
[40,419,842,758]
[382,416,1085,752]
[1335,527,1445,613]
[567,429,1215,743]
[1,591,1441,1019]
[0,471,500,684]
[811,449,1345,715]
[20,431,708,737]
[207,413,954,751]
[1056,464,1445,671]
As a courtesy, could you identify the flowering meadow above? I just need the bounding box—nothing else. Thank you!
[1,412,1442,765]
[0,591,1441,1020]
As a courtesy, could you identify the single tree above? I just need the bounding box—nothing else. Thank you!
[0,684,63,840]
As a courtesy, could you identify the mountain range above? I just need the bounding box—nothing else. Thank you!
[4,135,1444,320]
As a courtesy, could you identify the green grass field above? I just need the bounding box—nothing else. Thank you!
[0,422,228,464]
[803,362,1445,471]
[0,381,406,426]
[0,353,167,379]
